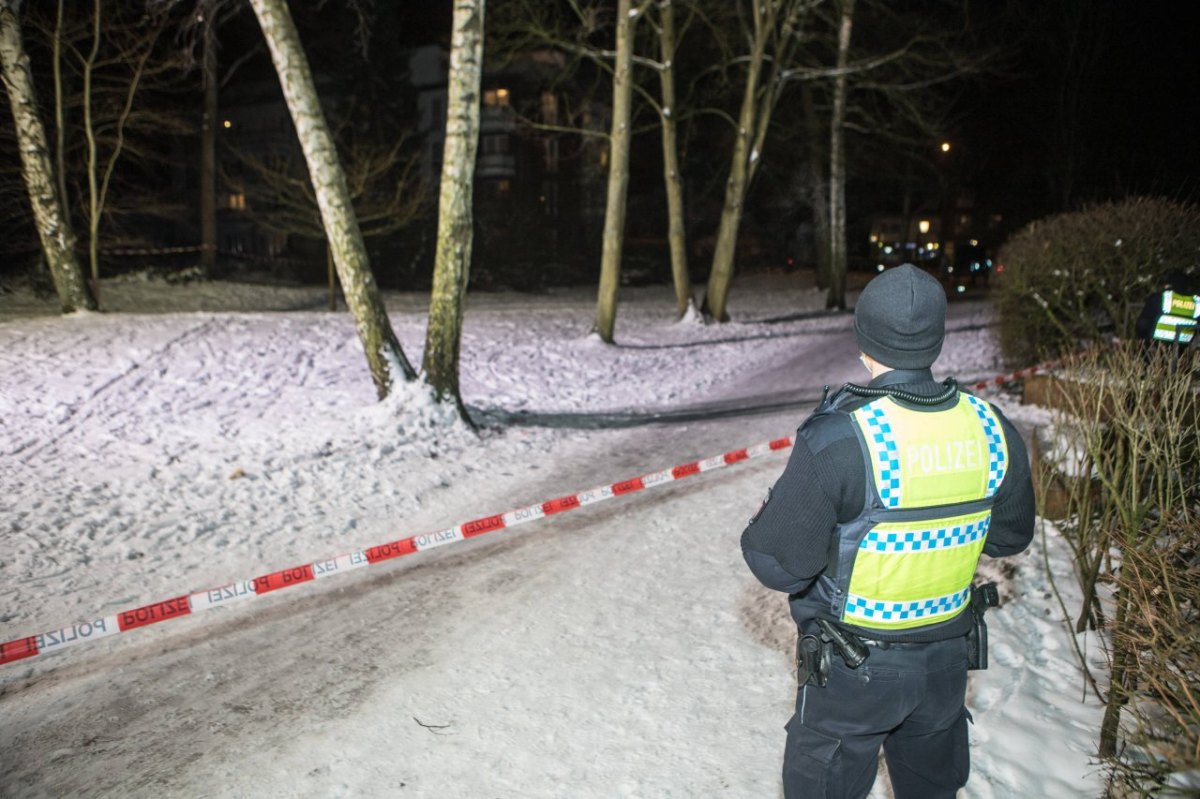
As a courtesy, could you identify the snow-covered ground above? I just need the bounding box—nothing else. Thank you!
[0,271,1106,797]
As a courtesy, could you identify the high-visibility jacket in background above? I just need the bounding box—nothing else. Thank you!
[814,392,1008,636]
[1151,290,1200,344]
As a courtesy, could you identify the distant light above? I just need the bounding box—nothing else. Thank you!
[956,285,966,293]
[918,219,931,234]
[970,238,979,246]
[940,141,951,153]
[223,120,232,129]
[869,234,878,243]
[497,88,509,99]
[883,245,893,255]
[877,264,885,272]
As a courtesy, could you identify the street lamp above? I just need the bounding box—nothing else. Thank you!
[940,141,951,153]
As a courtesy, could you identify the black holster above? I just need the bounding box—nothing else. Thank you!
[967,582,1000,670]
[796,634,830,687]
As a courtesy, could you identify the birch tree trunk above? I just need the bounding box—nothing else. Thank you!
[701,2,770,323]
[423,0,484,422]
[0,0,96,313]
[200,10,217,276]
[593,0,638,343]
[826,0,854,310]
[249,0,415,398]
[656,0,691,318]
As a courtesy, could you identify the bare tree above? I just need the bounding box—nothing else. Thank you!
[816,0,992,308]
[248,0,416,397]
[222,129,427,308]
[25,1,193,284]
[651,0,693,318]
[198,4,217,276]
[493,0,691,328]
[701,0,810,323]
[0,0,95,312]
[825,0,853,310]
[423,0,484,421]
[593,0,645,342]
[77,0,180,302]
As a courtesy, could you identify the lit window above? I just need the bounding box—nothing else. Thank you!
[228,193,245,211]
[484,88,511,108]
[541,91,558,124]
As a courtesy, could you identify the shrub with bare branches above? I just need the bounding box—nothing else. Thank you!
[1038,343,1199,794]
[995,198,1200,366]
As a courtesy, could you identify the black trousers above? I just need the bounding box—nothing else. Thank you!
[782,634,971,799]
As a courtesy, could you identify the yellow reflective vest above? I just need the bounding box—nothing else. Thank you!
[1152,290,1200,344]
[818,392,1008,634]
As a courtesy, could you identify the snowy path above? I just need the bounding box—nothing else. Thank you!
[0,276,1103,797]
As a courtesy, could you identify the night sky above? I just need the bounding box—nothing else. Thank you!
[955,0,1197,220]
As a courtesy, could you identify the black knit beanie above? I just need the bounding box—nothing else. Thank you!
[854,264,946,369]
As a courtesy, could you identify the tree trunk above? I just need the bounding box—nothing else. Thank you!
[82,0,101,297]
[593,0,638,343]
[200,10,217,276]
[423,0,483,423]
[327,244,337,311]
[702,3,769,323]
[249,0,415,398]
[826,0,854,311]
[0,0,96,313]
[657,0,691,318]
[51,0,68,220]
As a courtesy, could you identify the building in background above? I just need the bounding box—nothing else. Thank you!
[409,44,606,289]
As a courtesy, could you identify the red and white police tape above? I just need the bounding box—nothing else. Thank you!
[967,357,1061,391]
[0,359,1050,668]
[0,437,795,667]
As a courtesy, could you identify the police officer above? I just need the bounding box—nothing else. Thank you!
[1135,270,1199,348]
[742,264,1035,799]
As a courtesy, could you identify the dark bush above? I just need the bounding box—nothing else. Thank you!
[995,198,1200,365]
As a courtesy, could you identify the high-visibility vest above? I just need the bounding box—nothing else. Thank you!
[817,393,1008,634]
[1153,290,1200,344]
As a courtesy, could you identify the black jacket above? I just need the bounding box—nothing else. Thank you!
[741,368,1036,642]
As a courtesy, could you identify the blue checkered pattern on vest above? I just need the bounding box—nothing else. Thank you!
[844,587,971,622]
[860,403,902,508]
[861,516,991,553]
[964,394,1007,497]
